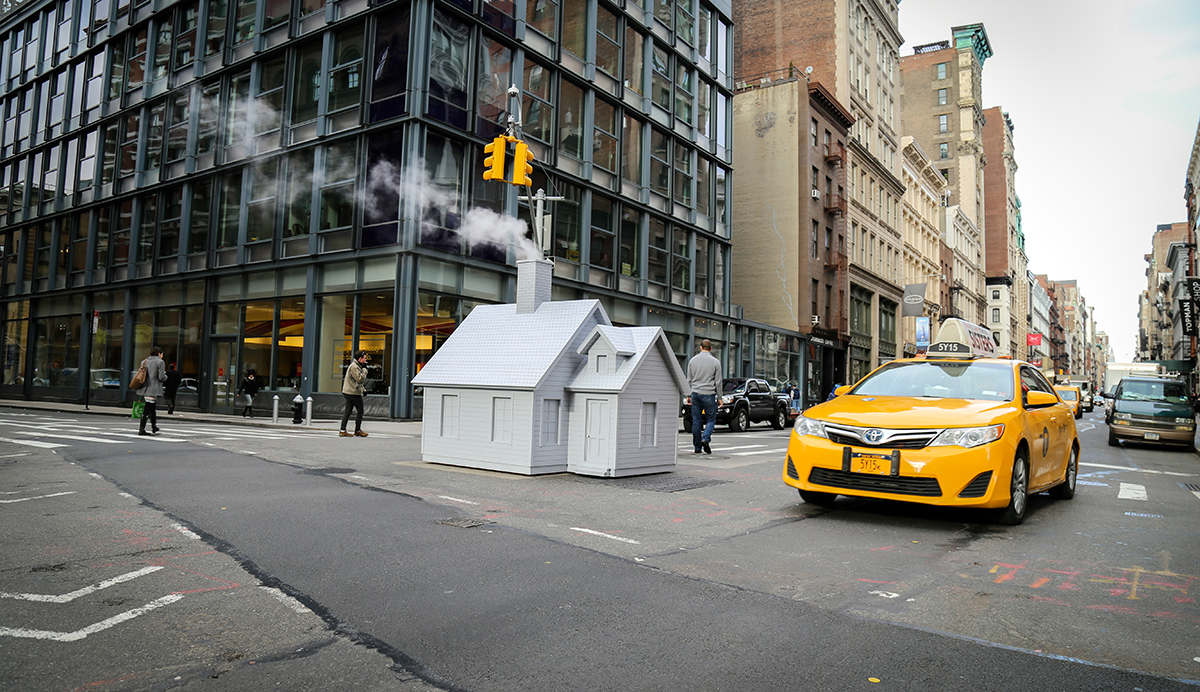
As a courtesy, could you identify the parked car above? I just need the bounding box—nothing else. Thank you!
[679,377,794,432]
[91,369,122,389]
[178,377,199,393]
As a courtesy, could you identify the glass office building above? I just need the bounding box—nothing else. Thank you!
[0,0,799,418]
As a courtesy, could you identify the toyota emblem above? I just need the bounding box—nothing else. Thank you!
[864,429,884,444]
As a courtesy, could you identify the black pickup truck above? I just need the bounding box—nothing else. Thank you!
[680,377,796,432]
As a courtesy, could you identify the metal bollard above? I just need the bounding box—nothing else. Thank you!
[305,396,313,426]
[272,395,279,424]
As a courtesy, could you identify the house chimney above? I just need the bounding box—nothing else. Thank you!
[516,258,554,314]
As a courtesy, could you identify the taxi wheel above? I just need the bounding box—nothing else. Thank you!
[996,453,1029,526]
[730,408,749,432]
[799,489,837,507]
[1050,446,1077,500]
[770,407,786,430]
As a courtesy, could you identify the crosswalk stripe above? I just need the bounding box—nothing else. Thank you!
[0,436,68,449]
[10,431,123,444]
[730,448,786,456]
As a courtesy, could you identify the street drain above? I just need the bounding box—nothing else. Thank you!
[436,517,495,529]
[1178,483,1200,492]
[595,475,732,493]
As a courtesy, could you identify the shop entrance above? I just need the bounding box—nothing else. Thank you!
[210,339,240,414]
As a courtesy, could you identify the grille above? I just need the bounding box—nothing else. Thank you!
[1121,416,1188,430]
[1179,483,1200,492]
[808,467,942,497]
[786,456,799,480]
[958,471,993,498]
[824,424,940,449]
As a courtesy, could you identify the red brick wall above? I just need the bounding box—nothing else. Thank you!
[734,0,837,84]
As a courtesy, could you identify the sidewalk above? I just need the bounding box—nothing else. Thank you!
[0,398,424,437]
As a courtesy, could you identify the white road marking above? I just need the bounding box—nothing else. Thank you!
[1192,491,1200,501]
[0,594,183,641]
[0,491,76,504]
[438,495,480,505]
[0,566,164,602]
[0,452,31,458]
[118,492,134,498]
[1118,483,1148,501]
[730,448,787,456]
[172,524,201,540]
[259,586,309,613]
[1081,462,1196,478]
[10,431,122,444]
[869,590,900,599]
[710,445,767,452]
[570,527,640,544]
[0,436,68,449]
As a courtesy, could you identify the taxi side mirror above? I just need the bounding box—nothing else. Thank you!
[1026,391,1059,408]
[834,385,851,396]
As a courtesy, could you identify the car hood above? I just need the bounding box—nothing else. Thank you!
[1114,400,1193,419]
[807,396,1017,428]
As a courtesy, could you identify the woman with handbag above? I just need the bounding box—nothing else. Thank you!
[136,347,167,436]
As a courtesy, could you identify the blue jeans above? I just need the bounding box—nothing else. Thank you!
[691,393,717,451]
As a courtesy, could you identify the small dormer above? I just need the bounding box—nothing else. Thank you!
[579,326,636,377]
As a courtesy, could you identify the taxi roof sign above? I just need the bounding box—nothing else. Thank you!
[926,318,998,359]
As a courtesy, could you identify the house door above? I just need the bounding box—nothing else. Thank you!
[210,339,239,413]
[584,399,610,463]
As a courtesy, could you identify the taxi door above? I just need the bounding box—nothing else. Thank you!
[1020,366,1069,487]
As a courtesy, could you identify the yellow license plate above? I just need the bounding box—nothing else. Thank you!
[852,456,890,475]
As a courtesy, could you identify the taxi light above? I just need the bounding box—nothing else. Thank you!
[929,424,1004,448]
[793,415,828,439]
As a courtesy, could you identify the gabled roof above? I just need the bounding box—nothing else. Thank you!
[410,300,609,390]
[567,326,688,394]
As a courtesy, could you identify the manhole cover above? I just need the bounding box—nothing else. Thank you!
[596,475,732,493]
[436,517,495,529]
[1179,483,1200,492]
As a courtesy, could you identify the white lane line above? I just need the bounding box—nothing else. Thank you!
[0,491,76,504]
[259,586,310,614]
[0,566,164,602]
[0,436,68,449]
[439,495,480,505]
[1081,462,1196,478]
[570,527,640,544]
[0,594,183,641]
[1118,483,1148,501]
[172,524,201,540]
[11,431,122,444]
[730,448,787,456]
[710,445,767,452]
[0,452,31,458]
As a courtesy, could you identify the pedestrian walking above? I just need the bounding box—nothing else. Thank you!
[339,350,369,438]
[237,370,260,418]
[791,382,801,412]
[164,363,182,415]
[686,339,722,454]
[136,347,167,436]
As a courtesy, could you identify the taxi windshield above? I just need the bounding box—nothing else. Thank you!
[850,361,1013,402]
[1118,379,1189,404]
[1057,390,1078,400]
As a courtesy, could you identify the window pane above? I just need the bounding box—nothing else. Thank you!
[559,80,584,159]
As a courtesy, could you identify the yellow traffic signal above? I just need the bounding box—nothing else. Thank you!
[482,136,507,181]
[512,140,534,187]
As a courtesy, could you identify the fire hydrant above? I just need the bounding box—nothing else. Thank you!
[291,394,305,424]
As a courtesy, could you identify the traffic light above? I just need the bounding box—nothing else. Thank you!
[482,136,507,181]
[512,140,534,187]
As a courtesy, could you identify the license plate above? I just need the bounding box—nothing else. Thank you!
[1144,432,1160,440]
[852,455,890,475]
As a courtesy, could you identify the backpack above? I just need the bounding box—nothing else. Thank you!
[130,363,148,390]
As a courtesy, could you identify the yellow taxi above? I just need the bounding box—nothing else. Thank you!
[1053,385,1083,420]
[784,319,1078,525]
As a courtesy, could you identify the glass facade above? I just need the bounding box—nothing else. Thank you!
[0,0,795,418]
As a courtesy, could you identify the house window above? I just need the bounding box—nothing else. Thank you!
[936,62,947,80]
[810,118,818,147]
[938,114,948,134]
[939,142,949,159]
[596,353,607,372]
[640,402,657,447]
[541,398,560,445]
[492,396,513,443]
[937,88,947,105]
[992,308,1000,324]
[440,394,459,438]
[992,289,1000,300]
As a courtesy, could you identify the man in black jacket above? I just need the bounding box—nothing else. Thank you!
[164,363,182,415]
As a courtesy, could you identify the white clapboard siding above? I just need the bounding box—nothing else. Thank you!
[611,345,680,475]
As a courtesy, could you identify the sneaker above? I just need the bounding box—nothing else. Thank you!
[138,431,151,436]
[339,431,352,437]
[694,448,703,454]
[354,430,369,437]
[152,427,160,434]
[702,440,712,455]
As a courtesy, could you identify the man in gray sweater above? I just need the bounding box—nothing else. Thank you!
[687,339,722,454]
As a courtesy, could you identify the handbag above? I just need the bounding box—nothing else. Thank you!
[130,363,148,390]
[131,401,145,419]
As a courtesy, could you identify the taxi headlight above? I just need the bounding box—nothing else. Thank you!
[930,424,1004,448]
[1114,412,1132,420]
[1175,417,1194,424]
[792,415,828,439]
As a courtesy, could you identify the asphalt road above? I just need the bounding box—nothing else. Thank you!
[1,406,1197,691]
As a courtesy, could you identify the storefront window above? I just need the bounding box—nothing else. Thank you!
[243,301,274,382]
[316,294,353,392]
[89,311,123,389]
[32,315,80,387]
[358,291,393,394]
[276,298,304,390]
[414,291,462,394]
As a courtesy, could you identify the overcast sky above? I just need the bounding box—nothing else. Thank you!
[897,0,1200,361]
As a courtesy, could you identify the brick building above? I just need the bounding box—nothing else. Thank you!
[981,107,1028,358]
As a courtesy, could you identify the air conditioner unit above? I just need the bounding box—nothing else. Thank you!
[811,189,821,199]
[811,315,820,325]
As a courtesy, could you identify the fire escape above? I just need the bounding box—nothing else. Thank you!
[819,140,849,340]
